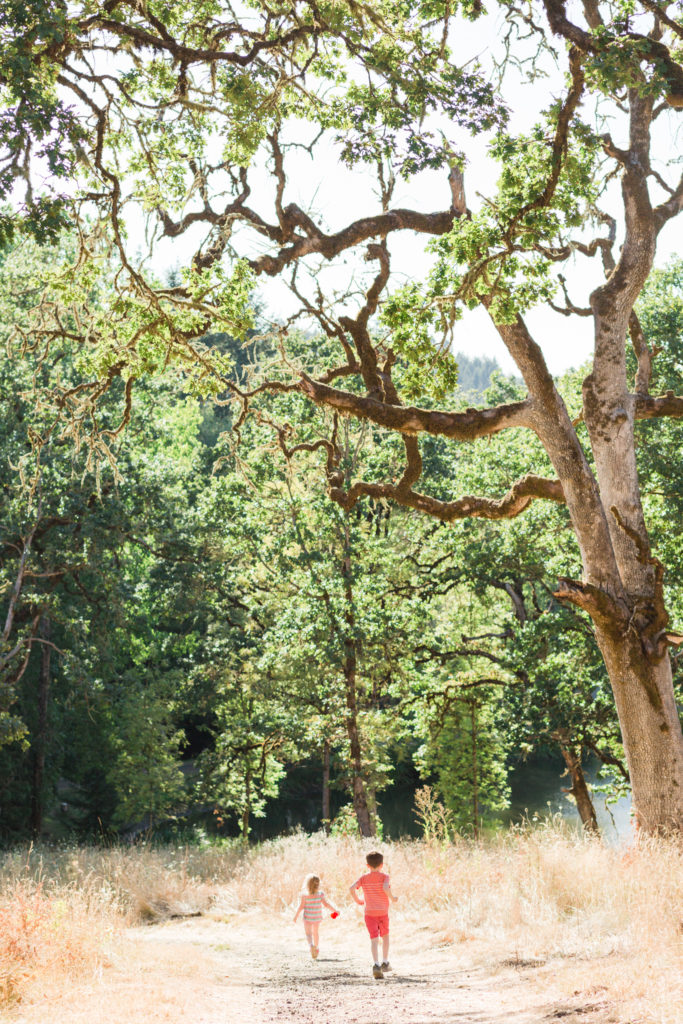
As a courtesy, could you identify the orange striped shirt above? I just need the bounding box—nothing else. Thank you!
[353,871,389,914]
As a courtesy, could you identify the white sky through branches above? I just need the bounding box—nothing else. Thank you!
[126,3,683,381]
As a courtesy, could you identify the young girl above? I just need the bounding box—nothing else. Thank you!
[293,874,338,958]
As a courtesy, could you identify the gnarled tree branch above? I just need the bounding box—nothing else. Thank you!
[330,471,565,523]
[298,376,534,440]
[250,205,461,277]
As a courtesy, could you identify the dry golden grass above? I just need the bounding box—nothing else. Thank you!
[0,878,118,1009]
[1,826,681,1022]
[204,825,683,1021]
[0,842,234,923]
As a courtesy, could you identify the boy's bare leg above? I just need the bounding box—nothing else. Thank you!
[382,935,390,962]
[370,937,380,963]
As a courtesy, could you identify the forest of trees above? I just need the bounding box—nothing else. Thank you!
[2,1,683,840]
[1,232,682,841]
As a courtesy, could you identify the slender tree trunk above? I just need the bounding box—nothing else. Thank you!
[366,783,378,826]
[322,739,331,832]
[242,766,251,840]
[30,617,51,838]
[470,702,479,840]
[555,731,599,834]
[344,656,375,838]
[341,513,375,838]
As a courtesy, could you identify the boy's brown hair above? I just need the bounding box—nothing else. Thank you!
[365,851,383,869]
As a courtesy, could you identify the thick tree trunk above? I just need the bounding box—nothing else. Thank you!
[555,731,599,834]
[581,89,683,832]
[322,739,331,832]
[593,629,683,834]
[30,617,51,838]
[494,260,683,832]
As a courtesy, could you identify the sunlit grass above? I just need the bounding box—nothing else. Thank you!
[1,825,680,1022]
[0,877,118,1009]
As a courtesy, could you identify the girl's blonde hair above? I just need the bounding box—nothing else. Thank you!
[303,873,320,894]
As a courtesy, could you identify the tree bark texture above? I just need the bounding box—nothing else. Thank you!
[593,628,683,833]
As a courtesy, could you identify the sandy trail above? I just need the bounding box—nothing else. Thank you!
[11,914,613,1024]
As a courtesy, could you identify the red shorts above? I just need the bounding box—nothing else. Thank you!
[364,913,389,938]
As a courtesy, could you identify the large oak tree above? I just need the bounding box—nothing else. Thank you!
[4,0,683,831]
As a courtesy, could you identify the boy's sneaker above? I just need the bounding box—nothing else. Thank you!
[381,961,392,972]
[372,963,384,979]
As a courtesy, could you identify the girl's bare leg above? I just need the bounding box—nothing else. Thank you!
[304,923,314,948]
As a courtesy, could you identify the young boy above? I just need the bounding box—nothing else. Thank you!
[349,850,398,979]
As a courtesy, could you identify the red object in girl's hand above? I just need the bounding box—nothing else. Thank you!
[331,911,339,919]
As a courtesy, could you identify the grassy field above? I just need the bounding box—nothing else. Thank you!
[0,824,681,1022]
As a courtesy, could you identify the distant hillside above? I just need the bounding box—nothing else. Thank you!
[454,353,499,397]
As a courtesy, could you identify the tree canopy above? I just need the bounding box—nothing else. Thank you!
[2,1,683,834]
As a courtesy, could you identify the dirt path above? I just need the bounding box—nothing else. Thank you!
[12,914,614,1024]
